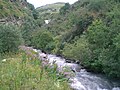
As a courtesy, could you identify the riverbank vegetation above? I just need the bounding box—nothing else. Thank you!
[0,51,70,90]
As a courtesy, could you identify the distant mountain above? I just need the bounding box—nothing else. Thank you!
[36,2,65,15]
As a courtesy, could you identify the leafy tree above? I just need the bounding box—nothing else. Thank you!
[60,3,70,15]
[27,3,35,10]
[32,10,39,19]
[21,17,38,45]
[88,0,105,12]
[0,24,22,53]
[86,19,120,77]
[63,36,91,62]
[62,14,93,43]
[31,31,55,52]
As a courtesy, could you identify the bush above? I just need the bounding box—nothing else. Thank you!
[21,17,38,45]
[60,3,70,15]
[88,0,106,12]
[0,24,22,53]
[31,31,55,52]
[63,36,91,63]
[86,19,120,77]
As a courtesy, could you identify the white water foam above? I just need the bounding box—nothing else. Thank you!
[36,50,120,90]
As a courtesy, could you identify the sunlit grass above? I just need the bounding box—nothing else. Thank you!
[0,52,71,90]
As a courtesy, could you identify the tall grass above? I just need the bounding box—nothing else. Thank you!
[0,52,71,90]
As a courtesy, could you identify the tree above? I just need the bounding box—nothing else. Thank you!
[63,36,91,62]
[86,19,120,78]
[0,24,22,53]
[31,31,55,52]
[60,3,70,15]
[32,10,39,19]
[21,17,38,45]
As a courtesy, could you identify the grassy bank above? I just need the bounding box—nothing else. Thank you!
[0,52,71,90]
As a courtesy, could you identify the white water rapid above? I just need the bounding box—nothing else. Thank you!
[34,49,120,90]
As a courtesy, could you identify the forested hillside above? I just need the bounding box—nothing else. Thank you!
[61,0,120,78]
[33,0,120,79]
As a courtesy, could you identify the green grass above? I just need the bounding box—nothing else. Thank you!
[0,52,71,90]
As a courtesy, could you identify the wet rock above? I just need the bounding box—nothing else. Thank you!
[66,60,72,63]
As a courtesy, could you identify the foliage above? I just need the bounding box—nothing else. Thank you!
[60,3,70,15]
[0,52,70,90]
[27,3,35,10]
[52,36,64,55]
[85,18,120,77]
[31,31,55,52]
[62,14,93,43]
[36,3,65,20]
[88,0,106,12]
[32,10,39,19]
[0,24,22,53]
[63,36,91,62]
[21,17,39,45]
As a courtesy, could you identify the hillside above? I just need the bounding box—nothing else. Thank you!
[0,0,39,51]
[34,0,120,79]
[36,2,65,14]
[0,0,35,25]
[36,2,65,20]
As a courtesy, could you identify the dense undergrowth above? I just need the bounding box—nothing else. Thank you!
[0,51,71,90]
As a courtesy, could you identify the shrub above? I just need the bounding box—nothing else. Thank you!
[21,17,38,45]
[86,19,120,77]
[0,24,22,53]
[60,3,70,15]
[31,31,55,52]
[63,36,91,63]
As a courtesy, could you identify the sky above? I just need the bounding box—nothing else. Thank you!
[27,0,78,8]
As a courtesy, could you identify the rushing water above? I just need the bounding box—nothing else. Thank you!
[34,49,120,90]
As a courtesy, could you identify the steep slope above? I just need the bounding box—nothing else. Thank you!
[0,0,35,25]
[0,0,39,47]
